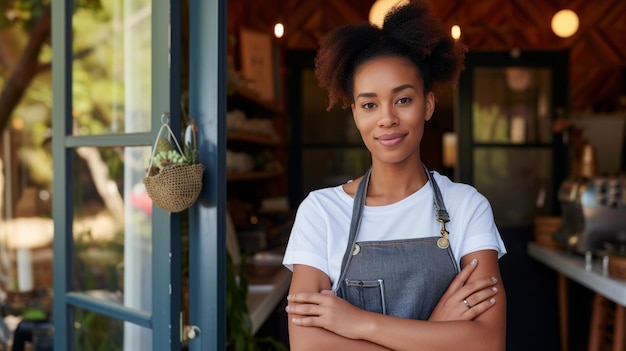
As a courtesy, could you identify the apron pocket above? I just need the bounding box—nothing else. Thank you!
[343,279,387,315]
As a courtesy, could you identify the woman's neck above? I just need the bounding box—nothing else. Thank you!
[366,162,429,206]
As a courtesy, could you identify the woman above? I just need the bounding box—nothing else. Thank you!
[282,1,507,350]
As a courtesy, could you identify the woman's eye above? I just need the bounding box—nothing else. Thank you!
[397,97,411,105]
[362,102,376,109]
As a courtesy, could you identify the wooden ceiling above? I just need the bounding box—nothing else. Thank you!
[228,0,626,113]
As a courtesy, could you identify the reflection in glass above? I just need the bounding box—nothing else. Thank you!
[72,0,152,135]
[74,307,152,351]
[71,146,152,314]
[300,66,369,197]
[473,148,553,228]
[473,67,552,144]
[74,307,123,350]
[301,69,361,144]
[0,127,54,327]
[302,148,370,195]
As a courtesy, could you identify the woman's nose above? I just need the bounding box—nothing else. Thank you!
[378,104,398,127]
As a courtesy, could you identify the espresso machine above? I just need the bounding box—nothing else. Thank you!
[556,176,626,253]
[577,176,626,253]
[554,177,587,250]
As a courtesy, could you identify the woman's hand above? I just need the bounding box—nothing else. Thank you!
[428,258,499,322]
[286,258,499,340]
[286,290,369,340]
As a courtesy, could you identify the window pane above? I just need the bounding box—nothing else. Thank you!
[473,67,553,144]
[72,0,152,135]
[473,147,553,228]
[73,307,153,351]
[302,148,370,194]
[0,134,54,298]
[301,69,361,144]
[72,146,152,314]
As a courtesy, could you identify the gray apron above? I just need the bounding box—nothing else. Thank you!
[334,165,459,320]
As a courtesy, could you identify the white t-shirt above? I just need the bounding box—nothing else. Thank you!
[283,171,507,290]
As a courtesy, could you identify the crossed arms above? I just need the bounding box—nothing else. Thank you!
[286,249,506,351]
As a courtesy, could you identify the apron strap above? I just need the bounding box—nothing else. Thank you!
[423,163,449,223]
[336,167,372,290]
[335,164,449,292]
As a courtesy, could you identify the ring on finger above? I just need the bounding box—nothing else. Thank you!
[463,299,472,309]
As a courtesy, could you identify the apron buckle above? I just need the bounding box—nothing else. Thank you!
[437,219,450,249]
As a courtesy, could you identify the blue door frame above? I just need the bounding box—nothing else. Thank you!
[51,1,229,350]
[187,0,228,349]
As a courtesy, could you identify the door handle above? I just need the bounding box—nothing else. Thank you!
[184,325,201,340]
[180,312,201,342]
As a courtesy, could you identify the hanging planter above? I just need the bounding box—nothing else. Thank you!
[143,115,204,213]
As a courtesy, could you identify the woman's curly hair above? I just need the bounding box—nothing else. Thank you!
[314,0,467,110]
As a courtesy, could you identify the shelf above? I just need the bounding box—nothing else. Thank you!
[528,242,626,306]
[227,131,281,146]
[472,142,553,148]
[227,171,283,182]
[246,266,291,334]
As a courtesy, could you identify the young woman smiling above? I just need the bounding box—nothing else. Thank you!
[282,2,507,350]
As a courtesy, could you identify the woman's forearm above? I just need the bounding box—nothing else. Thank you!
[287,253,506,350]
[358,305,506,351]
[290,312,504,351]
[288,322,391,351]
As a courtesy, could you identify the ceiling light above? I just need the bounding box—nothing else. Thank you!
[451,25,461,40]
[274,22,284,38]
[551,9,579,38]
[369,0,409,28]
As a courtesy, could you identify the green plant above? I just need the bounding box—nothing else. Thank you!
[226,252,286,351]
[148,137,200,177]
[183,142,199,165]
[153,139,198,168]
[74,308,123,351]
[72,228,125,351]
[153,149,187,169]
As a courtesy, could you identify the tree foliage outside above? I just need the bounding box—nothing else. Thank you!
[1,1,151,349]
[2,2,284,350]
[0,0,156,191]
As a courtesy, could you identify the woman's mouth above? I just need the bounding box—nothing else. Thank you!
[376,133,406,147]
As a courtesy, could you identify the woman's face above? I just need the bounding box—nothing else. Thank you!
[350,56,435,165]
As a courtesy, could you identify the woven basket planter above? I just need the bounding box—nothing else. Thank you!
[143,163,205,213]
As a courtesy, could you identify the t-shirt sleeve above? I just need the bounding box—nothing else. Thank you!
[282,194,331,277]
[458,190,507,259]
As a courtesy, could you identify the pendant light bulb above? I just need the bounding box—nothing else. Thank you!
[369,0,409,28]
[551,9,579,38]
[451,24,461,40]
[274,22,284,38]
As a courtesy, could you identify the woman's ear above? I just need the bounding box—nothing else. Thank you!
[425,92,435,121]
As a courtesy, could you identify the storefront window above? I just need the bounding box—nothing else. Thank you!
[72,0,152,135]
[1,1,154,349]
[71,146,152,314]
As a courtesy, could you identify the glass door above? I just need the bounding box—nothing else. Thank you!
[51,1,182,350]
[457,51,570,350]
[286,51,371,204]
[458,51,569,229]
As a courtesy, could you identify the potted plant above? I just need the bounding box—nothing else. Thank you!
[143,120,204,213]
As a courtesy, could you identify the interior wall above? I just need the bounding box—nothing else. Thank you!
[224,2,621,350]
[228,0,626,113]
